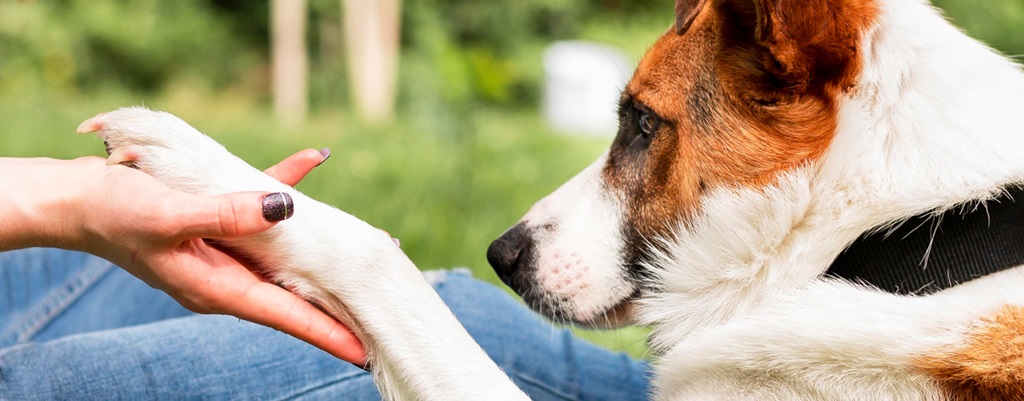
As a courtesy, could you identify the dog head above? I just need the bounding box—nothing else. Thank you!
[488,0,877,326]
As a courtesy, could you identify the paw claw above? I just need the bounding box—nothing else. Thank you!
[107,145,144,168]
[76,113,108,134]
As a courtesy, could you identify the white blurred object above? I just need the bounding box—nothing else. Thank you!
[543,41,632,137]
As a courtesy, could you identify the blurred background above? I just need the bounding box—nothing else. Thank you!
[1,0,1021,357]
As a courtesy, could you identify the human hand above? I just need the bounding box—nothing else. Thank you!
[4,149,367,365]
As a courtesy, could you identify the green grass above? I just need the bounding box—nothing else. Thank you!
[0,89,652,358]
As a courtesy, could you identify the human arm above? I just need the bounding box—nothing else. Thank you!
[0,149,366,364]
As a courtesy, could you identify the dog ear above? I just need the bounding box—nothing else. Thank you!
[744,0,875,92]
[675,0,711,35]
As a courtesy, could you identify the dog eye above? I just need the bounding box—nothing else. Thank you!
[638,108,660,137]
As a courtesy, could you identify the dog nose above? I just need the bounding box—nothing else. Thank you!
[487,223,531,283]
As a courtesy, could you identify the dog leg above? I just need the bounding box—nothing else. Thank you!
[77,107,529,401]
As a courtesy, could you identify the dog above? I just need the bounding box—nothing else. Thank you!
[488,0,1024,399]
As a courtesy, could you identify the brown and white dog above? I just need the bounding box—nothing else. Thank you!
[489,0,1024,399]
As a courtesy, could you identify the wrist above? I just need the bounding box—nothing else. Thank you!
[0,158,90,251]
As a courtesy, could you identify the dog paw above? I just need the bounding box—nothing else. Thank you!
[73,106,387,295]
[76,107,279,195]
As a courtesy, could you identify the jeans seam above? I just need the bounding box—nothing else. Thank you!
[265,370,368,401]
[6,257,113,344]
[512,372,576,401]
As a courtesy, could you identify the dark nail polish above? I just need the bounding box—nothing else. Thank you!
[261,192,294,222]
[317,148,331,166]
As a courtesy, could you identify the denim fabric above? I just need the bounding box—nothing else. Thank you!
[0,249,193,348]
[0,249,650,400]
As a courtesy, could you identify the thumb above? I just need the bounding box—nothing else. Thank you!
[176,191,295,240]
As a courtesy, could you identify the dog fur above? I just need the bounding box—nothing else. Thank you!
[488,0,1024,399]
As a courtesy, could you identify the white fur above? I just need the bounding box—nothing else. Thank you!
[518,153,636,324]
[520,0,1024,399]
[83,108,529,401]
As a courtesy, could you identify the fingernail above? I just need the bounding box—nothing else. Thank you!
[261,192,294,222]
[316,148,331,166]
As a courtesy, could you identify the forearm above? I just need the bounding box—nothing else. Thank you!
[0,157,84,251]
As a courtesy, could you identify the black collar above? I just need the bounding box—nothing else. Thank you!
[826,185,1024,295]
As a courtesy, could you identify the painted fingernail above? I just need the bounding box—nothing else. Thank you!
[261,192,294,222]
[317,148,331,166]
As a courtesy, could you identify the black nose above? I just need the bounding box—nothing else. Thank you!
[487,223,531,284]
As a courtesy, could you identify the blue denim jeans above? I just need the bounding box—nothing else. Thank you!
[0,248,650,400]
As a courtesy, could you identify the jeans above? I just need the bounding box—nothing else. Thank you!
[0,248,650,400]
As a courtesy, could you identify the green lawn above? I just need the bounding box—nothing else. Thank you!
[1,90,651,358]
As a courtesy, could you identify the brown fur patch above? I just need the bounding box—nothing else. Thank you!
[752,0,878,93]
[604,0,877,246]
[916,305,1024,401]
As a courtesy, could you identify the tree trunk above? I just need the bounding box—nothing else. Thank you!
[271,0,308,126]
[342,0,401,123]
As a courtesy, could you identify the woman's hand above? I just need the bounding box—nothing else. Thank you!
[0,149,367,365]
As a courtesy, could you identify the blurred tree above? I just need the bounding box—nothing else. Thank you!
[342,0,401,123]
[271,0,309,125]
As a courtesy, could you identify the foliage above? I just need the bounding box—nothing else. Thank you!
[0,0,258,96]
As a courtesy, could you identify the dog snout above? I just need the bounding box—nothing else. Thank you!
[487,222,533,285]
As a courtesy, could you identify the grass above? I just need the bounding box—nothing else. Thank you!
[0,88,652,358]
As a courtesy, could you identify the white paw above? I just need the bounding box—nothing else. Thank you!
[75,106,397,309]
[76,107,281,195]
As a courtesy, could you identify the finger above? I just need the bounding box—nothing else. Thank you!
[264,148,330,187]
[231,281,367,364]
[175,191,295,240]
